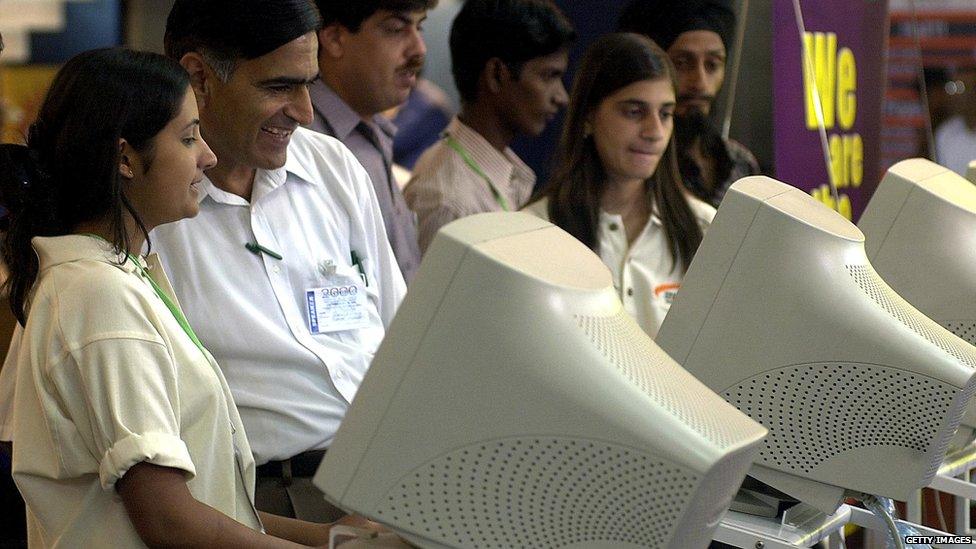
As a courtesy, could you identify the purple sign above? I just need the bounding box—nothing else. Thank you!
[773,0,889,220]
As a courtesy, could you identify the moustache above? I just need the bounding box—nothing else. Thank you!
[398,56,425,75]
[677,94,715,104]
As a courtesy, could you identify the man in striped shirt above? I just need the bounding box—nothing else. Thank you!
[404,0,575,253]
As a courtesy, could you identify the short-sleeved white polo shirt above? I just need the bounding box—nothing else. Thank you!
[11,235,261,548]
[524,196,715,337]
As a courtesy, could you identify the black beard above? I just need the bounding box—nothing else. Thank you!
[674,109,734,200]
[675,109,721,152]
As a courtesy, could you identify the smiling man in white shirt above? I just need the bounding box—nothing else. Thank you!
[155,0,406,522]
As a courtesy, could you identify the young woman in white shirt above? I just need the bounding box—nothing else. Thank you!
[0,48,369,548]
[526,33,715,337]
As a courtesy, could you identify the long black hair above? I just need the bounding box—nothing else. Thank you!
[533,32,703,270]
[0,47,190,324]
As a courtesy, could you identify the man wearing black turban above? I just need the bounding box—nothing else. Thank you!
[618,0,760,207]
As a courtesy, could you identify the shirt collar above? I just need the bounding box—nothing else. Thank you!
[33,234,139,275]
[446,117,535,190]
[195,134,321,206]
[309,81,397,142]
[599,203,663,228]
[282,135,320,185]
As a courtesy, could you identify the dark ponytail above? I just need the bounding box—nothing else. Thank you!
[0,48,189,324]
[0,143,60,325]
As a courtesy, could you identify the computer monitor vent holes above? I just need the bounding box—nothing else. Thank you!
[944,321,976,347]
[723,363,957,475]
[372,437,698,548]
[846,265,976,368]
[574,311,759,449]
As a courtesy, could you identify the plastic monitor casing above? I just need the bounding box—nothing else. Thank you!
[656,176,976,514]
[859,158,976,445]
[315,212,767,549]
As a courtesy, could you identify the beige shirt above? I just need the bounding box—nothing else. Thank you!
[11,235,261,547]
[524,196,716,337]
[405,117,536,253]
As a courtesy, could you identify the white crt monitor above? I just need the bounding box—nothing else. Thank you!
[656,176,976,514]
[859,158,976,445]
[314,212,767,549]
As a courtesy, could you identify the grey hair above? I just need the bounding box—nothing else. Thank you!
[201,49,239,82]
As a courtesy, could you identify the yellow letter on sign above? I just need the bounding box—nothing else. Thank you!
[837,47,857,130]
[803,32,837,130]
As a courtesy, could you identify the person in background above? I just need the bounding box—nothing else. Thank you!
[525,33,714,338]
[935,67,976,176]
[2,46,369,548]
[392,78,456,171]
[156,0,405,522]
[309,0,438,283]
[618,0,759,207]
[405,0,574,254]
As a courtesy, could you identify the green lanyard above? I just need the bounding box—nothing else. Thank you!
[445,135,513,212]
[126,254,207,357]
[81,234,207,357]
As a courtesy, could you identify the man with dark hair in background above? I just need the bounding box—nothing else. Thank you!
[310,0,438,284]
[405,0,575,253]
[619,0,760,207]
[157,0,406,522]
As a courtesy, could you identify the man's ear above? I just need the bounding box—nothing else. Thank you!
[180,52,212,107]
[318,24,347,59]
[484,57,511,95]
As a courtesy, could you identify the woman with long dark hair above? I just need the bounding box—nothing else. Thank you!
[526,32,715,337]
[0,48,367,548]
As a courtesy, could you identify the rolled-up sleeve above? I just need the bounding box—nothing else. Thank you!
[99,431,194,489]
[51,335,196,489]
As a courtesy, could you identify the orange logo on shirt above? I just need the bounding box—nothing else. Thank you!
[654,282,681,297]
[654,282,681,304]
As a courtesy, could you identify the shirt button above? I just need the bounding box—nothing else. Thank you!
[627,288,634,296]
[272,265,281,274]
[335,369,344,379]
[608,223,619,231]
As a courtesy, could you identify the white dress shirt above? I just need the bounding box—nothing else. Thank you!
[307,81,421,283]
[524,196,715,337]
[150,128,406,464]
[12,235,261,547]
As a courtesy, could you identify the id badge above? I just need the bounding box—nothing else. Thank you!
[306,276,369,334]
